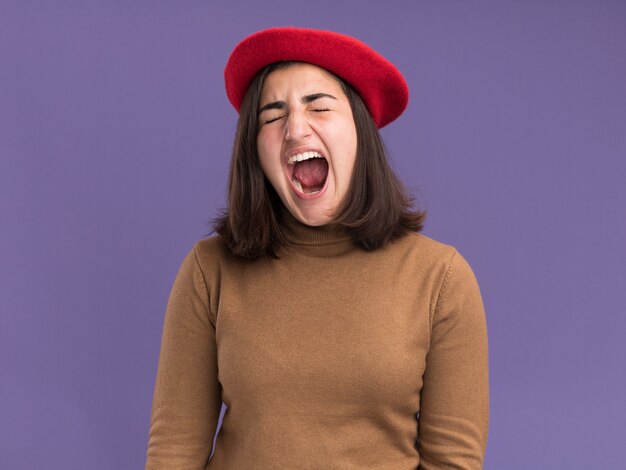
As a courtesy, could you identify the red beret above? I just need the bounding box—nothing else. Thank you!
[224,27,409,128]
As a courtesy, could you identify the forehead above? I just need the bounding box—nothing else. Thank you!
[260,63,345,100]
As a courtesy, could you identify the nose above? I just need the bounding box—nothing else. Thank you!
[284,110,312,142]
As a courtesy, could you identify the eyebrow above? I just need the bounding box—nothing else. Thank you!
[257,93,337,115]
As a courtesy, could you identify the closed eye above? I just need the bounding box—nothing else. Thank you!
[263,114,286,124]
[260,105,331,126]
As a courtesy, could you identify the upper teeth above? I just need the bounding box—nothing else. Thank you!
[287,151,323,165]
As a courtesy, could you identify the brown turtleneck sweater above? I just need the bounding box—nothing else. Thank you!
[145,212,489,469]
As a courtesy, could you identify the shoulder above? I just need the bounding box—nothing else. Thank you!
[408,233,481,294]
[399,231,480,273]
[407,235,485,330]
[389,231,483,311]
[389,230,459,271]
[187,234,243,274]
[192,235,231,262]
[187,234,256,280]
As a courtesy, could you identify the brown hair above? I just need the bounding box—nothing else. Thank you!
[212,61,427,259]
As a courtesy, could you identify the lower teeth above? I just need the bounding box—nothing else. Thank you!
[292,178,321,194]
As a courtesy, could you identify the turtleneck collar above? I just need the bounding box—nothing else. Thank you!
[277,205,356,255]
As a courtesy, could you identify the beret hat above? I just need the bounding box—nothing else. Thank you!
[224,27,409,128]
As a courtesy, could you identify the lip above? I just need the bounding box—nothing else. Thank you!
[283,146,329,200]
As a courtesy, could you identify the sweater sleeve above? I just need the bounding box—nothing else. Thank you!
[145,246,222,469]
[418,250,490,469]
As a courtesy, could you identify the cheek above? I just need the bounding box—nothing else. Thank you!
[333,123,358,181]
[256,143,283,184]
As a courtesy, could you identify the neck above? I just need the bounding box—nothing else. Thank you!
[278,205,356,256]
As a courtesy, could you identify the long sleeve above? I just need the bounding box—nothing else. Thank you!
[418,250,490,469]
[145,246,222,469]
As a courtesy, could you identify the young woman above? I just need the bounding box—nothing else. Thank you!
[146,27,489,469]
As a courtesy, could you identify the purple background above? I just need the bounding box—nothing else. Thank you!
[2,1,625,468]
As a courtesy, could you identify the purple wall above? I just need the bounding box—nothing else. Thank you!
[2,1,625,468]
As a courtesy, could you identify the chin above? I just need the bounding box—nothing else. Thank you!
[292,207,334,227]
[296,214,330,227]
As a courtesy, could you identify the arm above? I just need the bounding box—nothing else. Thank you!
[146,246,222,469]
[418,250,490,469]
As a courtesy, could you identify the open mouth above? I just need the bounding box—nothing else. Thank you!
[287,151,329,195]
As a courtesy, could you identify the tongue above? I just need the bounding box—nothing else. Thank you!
[293,159,328,191]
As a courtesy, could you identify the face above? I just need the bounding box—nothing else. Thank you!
[256,63,358,226]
